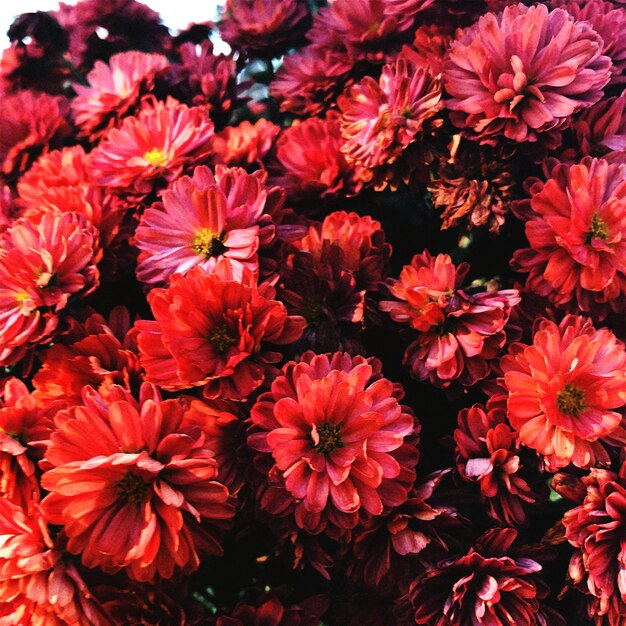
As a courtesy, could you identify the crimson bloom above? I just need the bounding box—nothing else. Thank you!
[89,96,215,196]
[512,157,626,319]
[136,265,305,400]
[380,251,520,387]
[501,315,626,471]
[338,50,442,190]
[71,50,168,141]
[41,383,236,582]
[135,164,277,285]
[248,351,420,537]
[443,3,612,146]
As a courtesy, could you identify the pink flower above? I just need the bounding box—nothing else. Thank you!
[501,315,626,470]
[41,383,236,582]
[72,50,168,141]
[135,164,277,285]
[89,96,215,196]
[136,265,305,400]
[338,50,442,190]
[443,3,612,145]
[248,351,420,536]
[512,157,626,319]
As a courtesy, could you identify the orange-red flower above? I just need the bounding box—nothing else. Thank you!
[248,352,420,536]
[136,265,305,400]
[501,315,626,470]
[213,118,279,169]
[41,383,236,582]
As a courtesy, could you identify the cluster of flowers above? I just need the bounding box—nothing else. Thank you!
[2,0,626,623]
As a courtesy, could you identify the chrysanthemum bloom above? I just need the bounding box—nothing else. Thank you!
[135,164,277,285]
[71,50,169,141]
[380,251,520,387]
[409,529,548,626]
[32,307,142,408]
[551,0,626,88]
[270,46,355,117]
[212,119,279,169]
[89,96,215,196]
[563,465,626,624]
[296,210,391,292]
[501,315,626,471]
[54,0,169,73]
[406,25,453,77]
[17,146,124,248]
[349,470,466,595]
[455,404,544,526]
[0,378,59,510]
[512,157,626,319]
[1,11,69,94]
[219,0,310,56]
[443,3,612,146]
[136,265,305,400]
[308,0,414,63]
[273,115,360,201]
[0,499,108,625]
[571,95,626,163]
[0,212,99,366]
[41,382,236,582]
[0,90,70,183]
[248,352,420,536]
[429,137,515,234]
[277,248,366,354]
[338,51,442,190]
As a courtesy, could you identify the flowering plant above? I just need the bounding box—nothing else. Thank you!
[2,0,626,624]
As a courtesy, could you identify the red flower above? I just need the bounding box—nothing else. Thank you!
[248,352,420,536]
[213,118,279,169]
[409,529,546,626]
[32,306,142,408]
[219,0,310,56]
[512,157,626,319]
[454,403,545,526]
[563,465,626,624]
[72,50,168,141]
[501,315,626,471]
[443,3,612,145]
[0,212,99,366]
[273,115,360,201]
[89,96,215,196]
[135,164,277,285]
[270,46,354,117]
[380,251,520,387]
[136,265,305,400]
[0,499,107,625]
[0,90,70,183]
[338,50,442,190]
[41,383,236,582]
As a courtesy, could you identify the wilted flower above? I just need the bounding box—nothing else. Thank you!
[41,383,236,582]
[71,50,168,141]
[501,315,626,471]
[512,157,626,319]
[443,3,612,146]
[248,351,420,536]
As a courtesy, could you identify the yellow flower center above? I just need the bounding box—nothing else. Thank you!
[589,212,609,241]
[144,148,168,168]
[556,384,586,417]
[192,228,227,258]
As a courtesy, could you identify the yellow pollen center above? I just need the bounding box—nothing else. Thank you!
[589,213,609,241]
[556,384,586,417]
[144,148,168,168]
[192,228,226,258]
